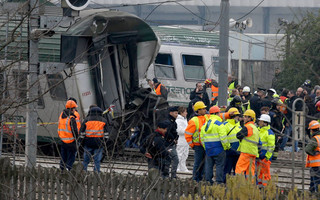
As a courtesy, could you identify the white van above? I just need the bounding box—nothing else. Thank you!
[141,26,231,106]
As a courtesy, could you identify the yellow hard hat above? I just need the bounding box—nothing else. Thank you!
[243,109,256,121]
[193,101,207,111]
[228,107,240,115]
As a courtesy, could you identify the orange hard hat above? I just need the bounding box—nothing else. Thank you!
[209,106,220,114]
[65,100,78,109]
[308,120,320,130]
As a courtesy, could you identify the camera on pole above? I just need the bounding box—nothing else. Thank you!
[61,0,91,16]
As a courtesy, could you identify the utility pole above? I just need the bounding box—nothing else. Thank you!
[26,0,39,168]
[218,0,229,106]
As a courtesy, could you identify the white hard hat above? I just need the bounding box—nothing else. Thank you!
[268,88,277,94]
[243,86,250,93]
[258,114,271,123]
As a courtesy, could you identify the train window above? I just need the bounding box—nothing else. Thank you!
[182,54,205,80]
[13,71,45,108]
[212,57,219,75]
[47,73,67,101]
[154,53,175,79]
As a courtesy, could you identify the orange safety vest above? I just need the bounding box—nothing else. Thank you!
[185,115,208,148]
[84,121,106,138]
[74,111,81,131]
[211,85,219,101]
[306,135,320,167]
[154,83,163,95]
[58,113,75,143]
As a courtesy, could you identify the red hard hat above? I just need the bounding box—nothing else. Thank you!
[65,100,78,109]
[316,101,320,112]
[205,79,212,84]
[209,106,220,114]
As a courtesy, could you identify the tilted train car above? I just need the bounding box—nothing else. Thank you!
[0,9,167,155]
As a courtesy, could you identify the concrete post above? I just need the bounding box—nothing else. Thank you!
[26,0,39,168]
[218,0,229,106]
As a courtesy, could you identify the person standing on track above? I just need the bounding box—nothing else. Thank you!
[58,100,79,171]
[185,101,208,182]
[305,120,320,193]
[79,106,109,172]
[256,114,275,187]
[235,109,260,177]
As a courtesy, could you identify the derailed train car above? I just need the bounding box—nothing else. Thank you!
[0,9,167,154]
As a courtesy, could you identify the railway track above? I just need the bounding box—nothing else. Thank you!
[2,148,311,190]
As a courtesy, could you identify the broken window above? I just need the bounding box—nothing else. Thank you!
[47,73,67,101]
[154,53,175,79]
[182,54,205,80]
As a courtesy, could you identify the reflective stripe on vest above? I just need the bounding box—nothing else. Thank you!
[74,111,81,131]
[225,119,241,146]
[84,121,106,138]
[259,125,275,159]
[57,113,75,143]
[211,85,219,101]
[238,122,260,157]
[187,115,208,144]
[306,135,320,167]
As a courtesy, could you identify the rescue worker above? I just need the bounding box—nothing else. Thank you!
[58,100,79,171]
[305,120,320,193]
[68,97,81,131]
[79,106,109,172]
[165,106,179,178]
[140,121,171,178]
[207,105,232,122]
[256,114,275,186]
[227,95,243,114]
[200,106,230,184]
[235,109,260,177]
[153,78,168,100]
[242,86,251,112]
[228,76,238,94]
[223,107,242,182]
[185,101,208,182]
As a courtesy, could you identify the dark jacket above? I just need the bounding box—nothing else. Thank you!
[190,87,210,109]
[285,95,302,124]
[305,131,320,156]
[250,94,262,118]
[80,107,109,148]
[165,115,179,146]
[187,95,204,120]
[140,129,170,159]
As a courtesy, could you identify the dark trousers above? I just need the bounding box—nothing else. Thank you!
[60,142,77,170]
[148,157,171,178]
[205,151,226,185]
[310,167,320,193]
[169,145,179,178]
[224,154,240,182]
[193,145,206,182]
